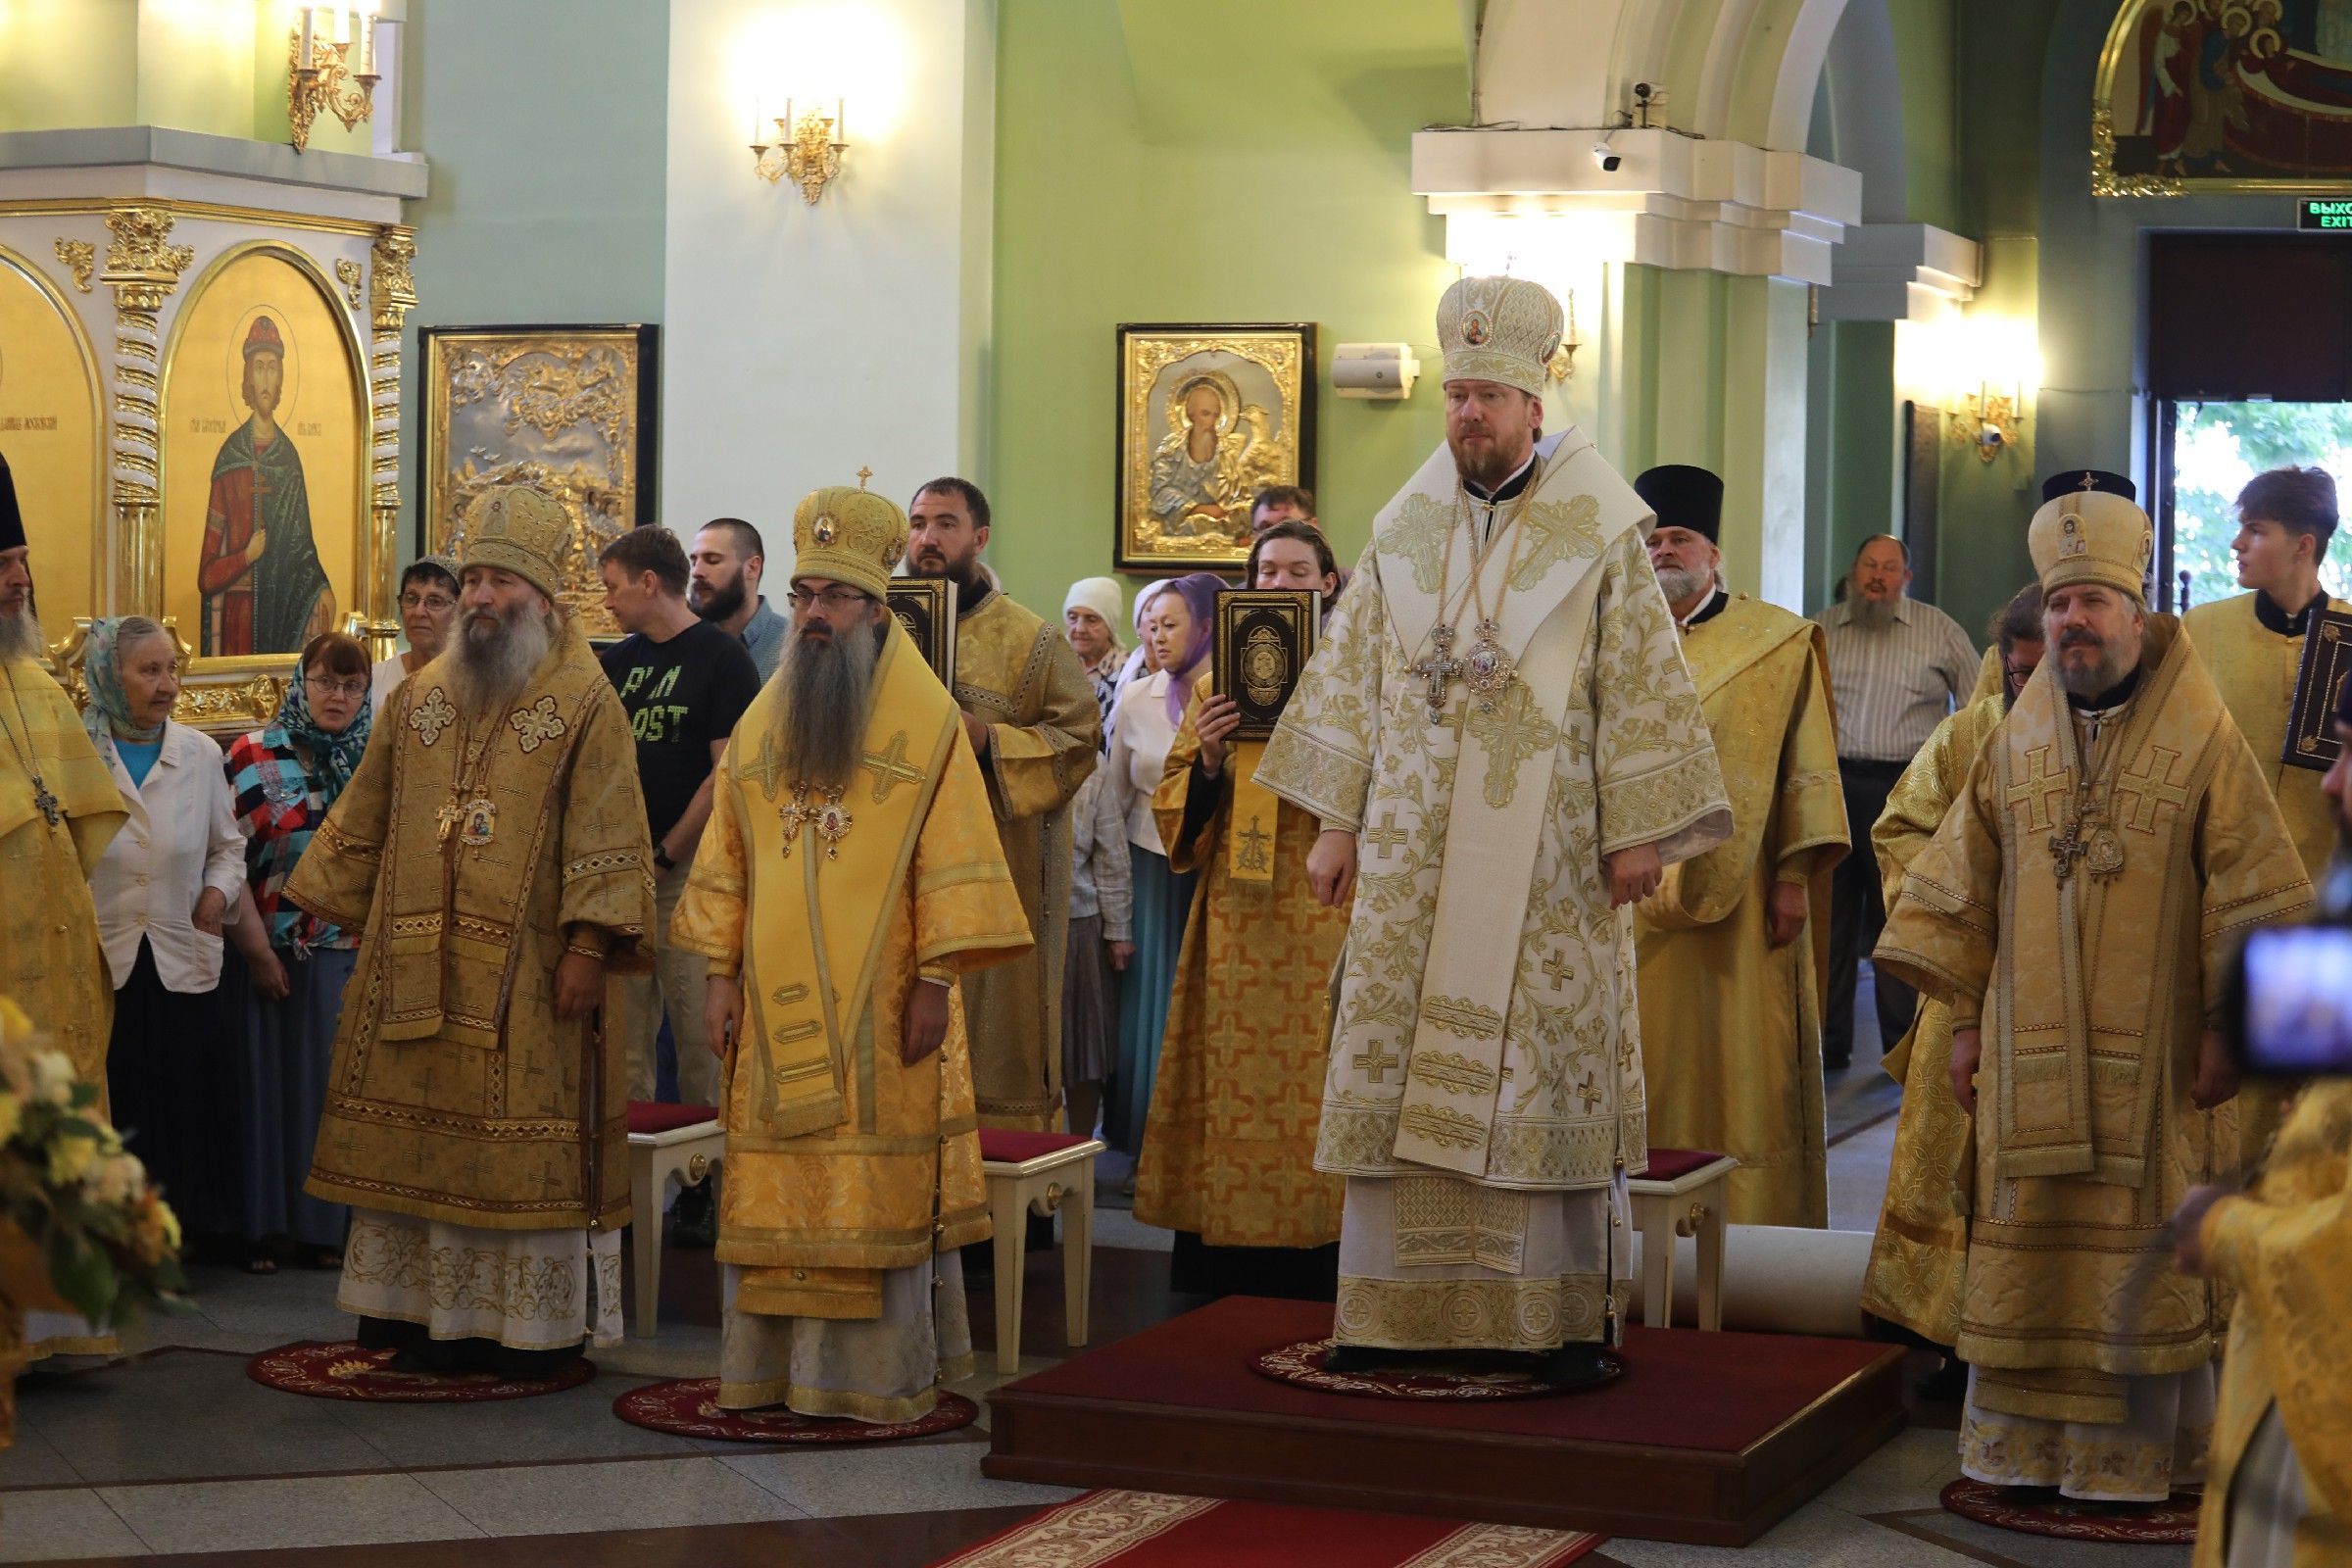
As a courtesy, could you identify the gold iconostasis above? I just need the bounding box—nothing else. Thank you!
[0,196,415,732]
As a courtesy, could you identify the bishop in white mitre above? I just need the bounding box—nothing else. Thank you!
[1256,274,1732,1382]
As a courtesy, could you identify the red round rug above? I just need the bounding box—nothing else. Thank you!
[612,1379,980,1444]
[1939,1480,2203,1543]
[1249,1339,1624,1401]
[247,1342,595,1402]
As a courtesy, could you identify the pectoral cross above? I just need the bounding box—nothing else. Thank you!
[435,798,464,843]
[30,780,59,827]
[1411,624,1461,720]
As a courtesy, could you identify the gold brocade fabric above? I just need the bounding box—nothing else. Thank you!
[2195,1083,2352,1568]
[1256,460,1731,1194]
[1635,600,1847,1227]
[2181,593,2351,1169]
[1877,620,2312,1390]
[1969,643,2002,708]
[1860,693,2005,1347]
[0,659,124,1087]
[1132,679,1348,1248]
[289,623,657,1232]
[951,593,1101,1130]
[669,625,1033,1318]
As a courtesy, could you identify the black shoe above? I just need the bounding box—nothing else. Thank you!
[669,1176,717,1249]
[1915,1356,1968,1401]
[1534,1342,1611,1387]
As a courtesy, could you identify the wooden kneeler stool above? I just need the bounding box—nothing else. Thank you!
[624,1101,726,1339]
[1628,1148,1737,1332]
[978,1130,1103,1374]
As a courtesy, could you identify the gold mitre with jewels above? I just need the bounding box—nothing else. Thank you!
[461,484,569,603]
[1437,274,1564,398]
[791,481,907,601]
[2028,468,2152,605]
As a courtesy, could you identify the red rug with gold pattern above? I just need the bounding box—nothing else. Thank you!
[1249,1339,1624,1401]
[931,1490,1605,1567]
[246,1342,595,1401]
[612,1378,979,1444]
[1939,1479,2202,1543]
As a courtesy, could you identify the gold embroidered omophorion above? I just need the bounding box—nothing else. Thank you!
[1635,597,1846,1228]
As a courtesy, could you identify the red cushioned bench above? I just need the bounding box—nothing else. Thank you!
[625,1101,725,1339]
[1628,1147,1737,1332]
[978,1128,1104,1374]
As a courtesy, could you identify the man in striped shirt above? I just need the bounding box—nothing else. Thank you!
[1812,535,1979,1068]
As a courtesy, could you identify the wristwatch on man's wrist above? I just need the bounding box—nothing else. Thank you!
[654,845,676,870]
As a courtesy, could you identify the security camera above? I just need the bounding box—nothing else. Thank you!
[1593,141,1621,172]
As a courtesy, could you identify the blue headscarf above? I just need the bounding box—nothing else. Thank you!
[80,617,167,746]
[272,660,373,806]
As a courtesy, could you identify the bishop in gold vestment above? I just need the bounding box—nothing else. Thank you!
[0,454,124,1087]
[1877,480,2311,1501]
[290,488,657,1368]
[1629,466,1846,1228]
[673,486,1031,1422]
[906,481,1099,1130]
[1259,276,1731,1373]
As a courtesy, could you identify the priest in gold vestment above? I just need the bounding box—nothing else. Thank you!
[1862,582,2043,1352]
[2180,465,2349,1169]
[1259,275,1732,1380]
[1135,521,1349,1296]
[906,478,1099,1130]
[673,485,1032,1422]
[1876,481,2312,1501]
[0,452,124,1088]
[1628,466,1846,1228]
[290,487,657,1372]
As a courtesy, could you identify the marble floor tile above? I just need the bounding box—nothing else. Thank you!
[0,1488,150,1561]
[0,1425,87,1490]
[1874,1506,2194,1568]
[1602,1505,1983,1567]
[719,1440,1079,1518]
[95,1472,479,1555]
[319,1378,699,1469]
[415,1455,804,1537]
[1814,1425,1965,1516]
[19,1353,397,1486]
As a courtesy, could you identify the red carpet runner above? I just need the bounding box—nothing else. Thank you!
[932,1490,1604,1567]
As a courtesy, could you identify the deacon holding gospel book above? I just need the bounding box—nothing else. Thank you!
[1134,521,1350,1300]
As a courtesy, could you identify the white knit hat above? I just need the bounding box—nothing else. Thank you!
[1063,576,1126,640]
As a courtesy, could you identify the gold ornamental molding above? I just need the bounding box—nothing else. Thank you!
[334,257,363,307]
[53,238,94,293]
[2088,106,2184,200]
[99,207,195,314]
[363,223,417,661]
[369,226,416,334]
[98,208,193,615]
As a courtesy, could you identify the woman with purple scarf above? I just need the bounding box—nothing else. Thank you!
[1103,571,1221,1158]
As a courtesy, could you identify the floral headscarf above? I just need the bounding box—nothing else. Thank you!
[1149,572,1225,726]
[79,617,166,746]
[272,661,372,806]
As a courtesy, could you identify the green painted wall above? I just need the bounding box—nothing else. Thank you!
[985,0,1462,620]
[395,0,669,563]
[1891,0,1963,233]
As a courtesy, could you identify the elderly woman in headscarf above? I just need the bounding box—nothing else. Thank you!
[83,616,247,1260]
[1062,575,1128,744]
[1103,571,1222,1159]
[221,631,373,1274]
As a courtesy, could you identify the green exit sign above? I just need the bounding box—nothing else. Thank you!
[2300,199,2352,229]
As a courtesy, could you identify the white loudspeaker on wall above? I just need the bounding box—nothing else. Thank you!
[1332,342,1421,401]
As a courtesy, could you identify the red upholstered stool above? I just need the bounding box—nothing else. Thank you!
[978,1128,1103,1374]
[1628,1148,1738,1331]
[625,1101,724,1339]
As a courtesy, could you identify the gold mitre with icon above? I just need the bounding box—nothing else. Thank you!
[2028,468,2152,605]
[461,484,570,603]
[791,479,907,601]
[1437,274,1564,398]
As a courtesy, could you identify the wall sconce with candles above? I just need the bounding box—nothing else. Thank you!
[287,5,381,154]
[752,100,850,205]
[1940,318,2037,465]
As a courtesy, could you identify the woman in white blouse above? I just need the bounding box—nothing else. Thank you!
[1102,572,1222,1160]
[83,616,247,1256]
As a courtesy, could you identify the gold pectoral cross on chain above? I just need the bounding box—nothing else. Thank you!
[1411,624,1462,721]
[30,780,60,827]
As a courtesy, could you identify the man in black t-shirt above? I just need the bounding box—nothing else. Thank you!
[598,526,760,1107]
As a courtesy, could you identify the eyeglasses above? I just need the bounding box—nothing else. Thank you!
[400,592,457,612]
[785,588,873,612]
[307,676,368,700]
